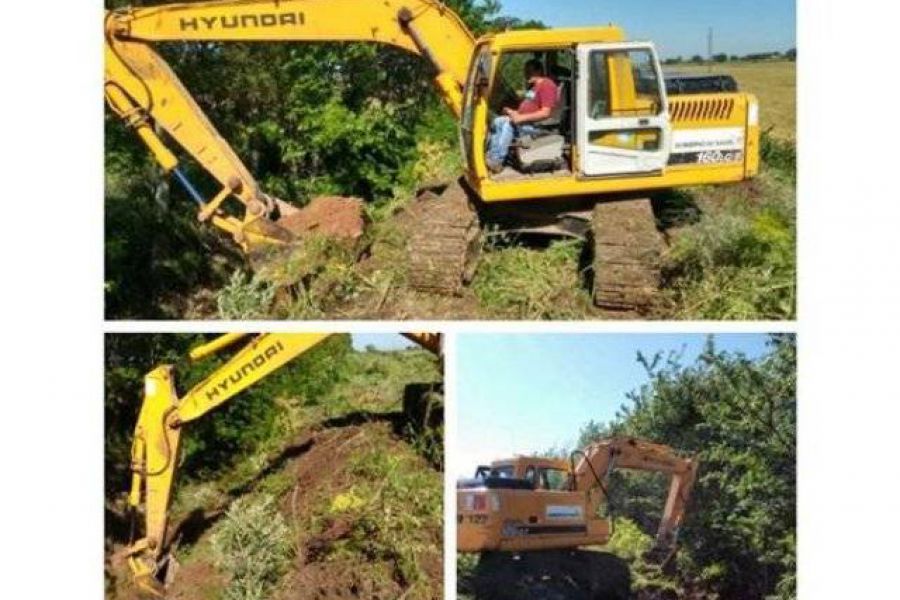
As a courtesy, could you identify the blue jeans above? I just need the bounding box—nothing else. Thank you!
[487,116,539,163]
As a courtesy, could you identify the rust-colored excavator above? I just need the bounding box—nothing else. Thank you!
[457,437,698,560]
[106,0,759,310]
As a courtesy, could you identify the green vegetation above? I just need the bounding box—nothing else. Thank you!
[662,158,796,320]
[578,334,796,599]
[330,444,443,589]
[104,334,443,599]
[606,518,680,594]
[473,238,591,319]
[211,495,293,600]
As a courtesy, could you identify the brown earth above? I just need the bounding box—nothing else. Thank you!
[277,196,366,240]
[107,418,442,600]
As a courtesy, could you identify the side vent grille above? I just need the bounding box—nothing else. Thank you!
[669,97,735,122]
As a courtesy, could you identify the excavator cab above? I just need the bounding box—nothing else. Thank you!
[459,28,758,204]
[460,33,671,185]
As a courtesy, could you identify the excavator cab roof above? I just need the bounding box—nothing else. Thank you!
[478,25,626,50]
[487,456,570,476]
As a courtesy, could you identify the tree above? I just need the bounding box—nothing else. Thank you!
[690,54,705,64]
[578,335,796,599]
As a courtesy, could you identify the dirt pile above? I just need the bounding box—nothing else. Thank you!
[277,196,366,240]
[107,415,442,600]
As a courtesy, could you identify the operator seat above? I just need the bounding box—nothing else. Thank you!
[513,80,569,173]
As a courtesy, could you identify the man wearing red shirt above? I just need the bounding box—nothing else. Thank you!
[486,59,559,173]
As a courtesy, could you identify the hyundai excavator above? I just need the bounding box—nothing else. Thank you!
[457,437,697,561]
[105,0,760,311]
[122,332,441,596]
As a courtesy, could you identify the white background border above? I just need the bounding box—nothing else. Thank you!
[1,0,898,597]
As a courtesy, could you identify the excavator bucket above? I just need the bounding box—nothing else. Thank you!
[271,196,366,241]
[643,543,678,571]
[125,544,172,598]
[245,196,366,284]
[238,196,365,252]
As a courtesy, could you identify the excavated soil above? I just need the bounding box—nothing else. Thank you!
[107,419,442,600]
[277,196,366,240]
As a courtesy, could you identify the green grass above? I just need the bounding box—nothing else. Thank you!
[661,145,796,320]
[328,442,443,590]
[472,238,593,319]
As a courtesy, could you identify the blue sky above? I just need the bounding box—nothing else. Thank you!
[498,0,796,59]
[351,333,420,351]
[455,333,774,478]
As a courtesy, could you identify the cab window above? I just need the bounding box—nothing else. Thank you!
[490,465,515,479]
[537,467,570,491]
[588,48,663,118]
[524,466,536,486]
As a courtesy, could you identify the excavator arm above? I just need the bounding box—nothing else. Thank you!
[571,437,699,553]
[105,0,475,251]
[125,331,441,595]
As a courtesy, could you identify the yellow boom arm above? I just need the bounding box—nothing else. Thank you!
[125,331,441,594]
[572,437,699,551]
[105,0,475,250]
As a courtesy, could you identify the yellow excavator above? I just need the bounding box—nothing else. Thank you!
[457,437,698,559]
[105,0,760,310]
[122,332,441,596]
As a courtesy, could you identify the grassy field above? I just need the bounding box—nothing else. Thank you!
[673,60,796,141]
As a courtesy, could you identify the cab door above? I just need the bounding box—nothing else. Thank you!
[576,42,671,176]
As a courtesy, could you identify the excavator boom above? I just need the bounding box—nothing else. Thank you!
[105,0,474,253]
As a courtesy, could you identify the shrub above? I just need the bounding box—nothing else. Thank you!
[211,495,293,600]
[760,130,796,178]
[216,271,276,319]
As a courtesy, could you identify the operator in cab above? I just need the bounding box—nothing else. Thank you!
[485,59,559,173]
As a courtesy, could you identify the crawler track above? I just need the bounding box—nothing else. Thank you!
[464,550,630,600]
[407,180,481,296]
[591,198,663,313]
